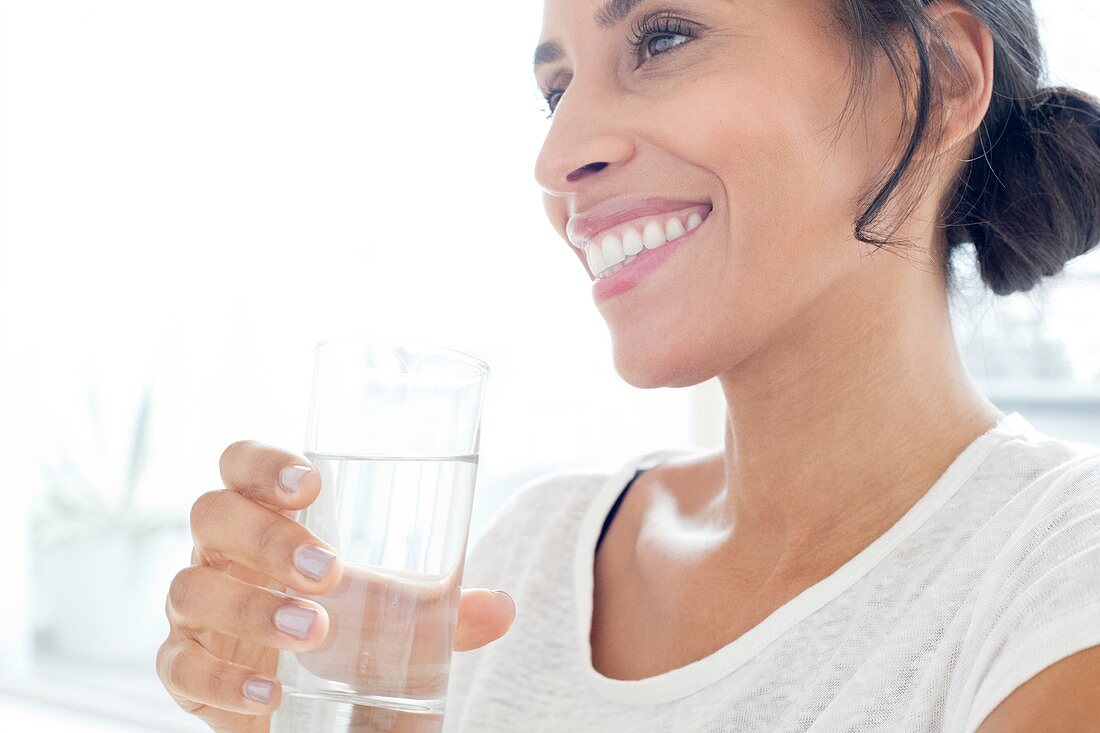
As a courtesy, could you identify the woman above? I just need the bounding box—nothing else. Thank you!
[157,0,1100,730]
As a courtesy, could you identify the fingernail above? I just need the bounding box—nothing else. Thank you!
[243,677,275,705]
[275,604,318,640]
[279,465,312,494]
[493,589,514,606]
[294,545,337,581]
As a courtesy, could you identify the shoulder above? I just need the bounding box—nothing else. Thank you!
[994,429,1100,542]
[987,413,1100,480]
[463,446,704,580]
[468,468,594,552]
[963,425,1100,732]
[972,414,1100,525]
[485,445,707,532]
[974,431,1100,623]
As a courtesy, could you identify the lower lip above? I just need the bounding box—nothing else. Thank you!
[591,223,704,302]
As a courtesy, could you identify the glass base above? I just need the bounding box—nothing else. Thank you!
[271,688,445,733]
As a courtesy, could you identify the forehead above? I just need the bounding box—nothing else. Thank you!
[539,0,645,33]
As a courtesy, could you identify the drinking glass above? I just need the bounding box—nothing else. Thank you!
[270,336,490,732]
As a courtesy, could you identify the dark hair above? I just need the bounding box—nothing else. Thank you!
[832,0,1100,296]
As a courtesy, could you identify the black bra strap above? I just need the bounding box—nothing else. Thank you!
[596,467,646,552]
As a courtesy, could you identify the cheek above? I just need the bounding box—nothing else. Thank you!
[665,56,875,293]
[615,53,886,374]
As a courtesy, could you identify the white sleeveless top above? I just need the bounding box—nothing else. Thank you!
[444,412,1100,732]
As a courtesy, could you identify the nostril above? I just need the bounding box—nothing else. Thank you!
[566,161,609,183]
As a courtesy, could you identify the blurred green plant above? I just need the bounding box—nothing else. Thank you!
[32,383,186,547]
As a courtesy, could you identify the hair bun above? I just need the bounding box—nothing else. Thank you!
[947,85,1100,296]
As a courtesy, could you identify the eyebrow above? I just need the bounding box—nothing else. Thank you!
[533,40,563,68]
[594,0,646,28]
[533,0,647,68]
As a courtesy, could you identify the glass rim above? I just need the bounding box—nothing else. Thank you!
[313,335,491,383]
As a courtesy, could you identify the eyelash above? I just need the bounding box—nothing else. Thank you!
[627,11,697,61]
[539,12,699,119]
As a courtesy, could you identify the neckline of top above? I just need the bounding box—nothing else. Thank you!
[572,411,1032,706]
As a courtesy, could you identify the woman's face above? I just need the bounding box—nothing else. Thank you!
[533,0,931,388]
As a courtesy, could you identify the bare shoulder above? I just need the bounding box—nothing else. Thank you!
[975,644,1100,733]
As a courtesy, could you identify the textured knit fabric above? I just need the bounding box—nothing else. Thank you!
[443,411,1100,732]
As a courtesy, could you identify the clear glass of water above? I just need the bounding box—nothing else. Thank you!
[270,336,490,733]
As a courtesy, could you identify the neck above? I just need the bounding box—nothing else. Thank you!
[712,247,1002,570]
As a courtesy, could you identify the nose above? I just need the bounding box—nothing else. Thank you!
[533,82,636,196]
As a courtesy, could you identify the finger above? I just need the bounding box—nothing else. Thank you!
[168,565,330,651]
[453,588,516,652]
[157,635,281,716]
[219,439,322,512]
[191,489,342,594]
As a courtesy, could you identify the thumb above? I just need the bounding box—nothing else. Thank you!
[453,587,516,652]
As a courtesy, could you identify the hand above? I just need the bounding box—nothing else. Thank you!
[156,440,516,733]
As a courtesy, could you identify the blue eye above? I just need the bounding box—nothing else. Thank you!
[538,12,699,119]
[628,12,698,62]
[645,33,690,58]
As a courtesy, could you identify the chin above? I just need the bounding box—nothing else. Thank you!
[608,332,722,390]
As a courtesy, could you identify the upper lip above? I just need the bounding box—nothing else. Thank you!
[566,195,713,248]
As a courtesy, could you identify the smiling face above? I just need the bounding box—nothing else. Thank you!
[533,0,948,388]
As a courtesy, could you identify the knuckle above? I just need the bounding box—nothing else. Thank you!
[163,644,191,693]
[155,639,173,686]
[167,566,204,619]
[219,439,257,472]
[189,489,227,533]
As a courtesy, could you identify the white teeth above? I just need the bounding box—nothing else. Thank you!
[622,227,644,256]
[665,216,686,241]
[642,220,666,250]
[595,252,639,279]
[601,234,625,266]
[587,210,708,278]
[586,244,606,275]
